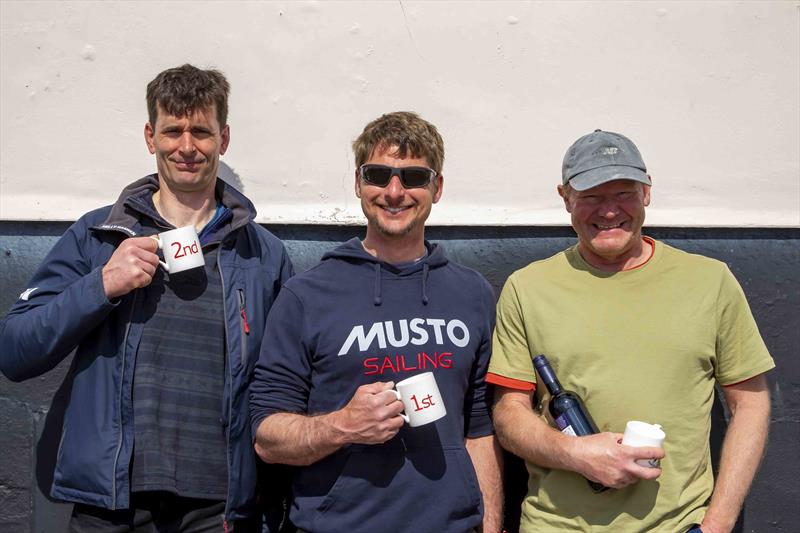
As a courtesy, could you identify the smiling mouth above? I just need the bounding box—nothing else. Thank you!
[380,206,411,214]
[594,222,626,230]
[174,161,202,170]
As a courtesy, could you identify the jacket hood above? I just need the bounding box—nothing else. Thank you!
[321,237,449,306]
[92,174,257,242]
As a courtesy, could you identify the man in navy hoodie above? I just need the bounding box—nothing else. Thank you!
[0,65,293,531]
[250,112,503,533]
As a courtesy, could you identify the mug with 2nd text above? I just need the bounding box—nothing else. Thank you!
[151,225,204,274]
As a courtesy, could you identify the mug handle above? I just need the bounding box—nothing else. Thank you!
[150,235,170,272]
[391,389,410,423]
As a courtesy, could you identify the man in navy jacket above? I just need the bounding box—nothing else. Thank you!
[251,112,503,533]
[0,64,293,532]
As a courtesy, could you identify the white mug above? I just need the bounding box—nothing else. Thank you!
[392,372,447,427]
[622,420,666,468]
[152,225,204,273]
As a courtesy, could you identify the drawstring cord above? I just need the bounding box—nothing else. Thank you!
[421,263,429,305]
[373,263,382,306]
[372,261,430,306]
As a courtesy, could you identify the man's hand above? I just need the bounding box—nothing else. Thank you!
[255,381,405,466]
[571,432,665,489]
[101,237,160,299]
[328,381,405,445]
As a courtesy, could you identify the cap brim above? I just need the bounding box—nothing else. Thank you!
[568,165,650,191]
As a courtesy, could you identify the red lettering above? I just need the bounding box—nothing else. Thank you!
[361,352,457,376]
[189,242,199,254]
[378,356,397,374]
[363,357,379,376]
[421,351,437,368]
[171,241,185,258]
[410,393,436,412]
[399,354,418,372]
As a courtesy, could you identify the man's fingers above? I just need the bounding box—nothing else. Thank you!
[357,381,394,394]
[128,236,159,252]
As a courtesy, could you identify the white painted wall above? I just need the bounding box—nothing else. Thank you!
[1,1,798,227]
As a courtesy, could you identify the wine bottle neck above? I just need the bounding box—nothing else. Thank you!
[533,355,564,395]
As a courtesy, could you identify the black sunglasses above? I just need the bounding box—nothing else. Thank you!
[359,164,437,189]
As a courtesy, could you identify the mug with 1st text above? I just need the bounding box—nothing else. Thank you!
[393,372,447,427]
[152,225,204,274]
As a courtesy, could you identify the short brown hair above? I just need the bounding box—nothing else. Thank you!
[146,64,230,127]
[352,111,444,174]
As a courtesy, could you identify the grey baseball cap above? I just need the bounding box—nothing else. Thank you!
[562,129,651,191]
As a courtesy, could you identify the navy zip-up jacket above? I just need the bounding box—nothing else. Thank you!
[250,238,496,533]
[0,175,293,520]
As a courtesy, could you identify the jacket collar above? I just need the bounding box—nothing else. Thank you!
[92,174,257,242]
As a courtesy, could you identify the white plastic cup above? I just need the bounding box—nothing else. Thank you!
[622,420,666,468]
[392,372,447,427]
[152,225,204,273]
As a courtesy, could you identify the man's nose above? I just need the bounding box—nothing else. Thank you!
[178,132,196,154]
[598,200,619,218]
[384,174,405,198]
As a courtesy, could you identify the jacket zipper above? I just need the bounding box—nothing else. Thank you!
[111,291,137,509]
[217,250,234,519]
[238,288,250,358]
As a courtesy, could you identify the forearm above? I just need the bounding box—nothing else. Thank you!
[254,411,348,466]
[494,395,584,473]
[702,380,771,532]
[466,435,504,532]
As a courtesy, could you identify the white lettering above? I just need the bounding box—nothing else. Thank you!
[385,320,409,347]
[338,318,470,355]
[446,319,470,347]
[337,322,386,356]
[426,319,447,344]
[409,318,429,345]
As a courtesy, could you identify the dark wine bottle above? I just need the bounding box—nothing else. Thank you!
[533,354,607,492]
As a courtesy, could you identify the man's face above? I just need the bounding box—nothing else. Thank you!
[559,179,651,264]
[144,103,230,194]
[355,145,443,240]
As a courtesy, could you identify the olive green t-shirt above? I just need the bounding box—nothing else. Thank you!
[488,239,774,532]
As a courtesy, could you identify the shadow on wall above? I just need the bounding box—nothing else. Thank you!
[219,162,244,192]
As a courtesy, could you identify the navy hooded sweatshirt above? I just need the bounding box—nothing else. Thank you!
[250,237,496,533]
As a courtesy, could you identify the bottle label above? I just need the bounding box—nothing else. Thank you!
[555,414,577,436]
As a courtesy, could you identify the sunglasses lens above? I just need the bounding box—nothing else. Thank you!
[401,168,433,188]
[361,165,393,186]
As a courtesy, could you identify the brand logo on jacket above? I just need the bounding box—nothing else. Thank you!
[338,318,471,377]
[19,287,38,301]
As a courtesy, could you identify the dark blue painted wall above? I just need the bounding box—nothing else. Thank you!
[1,222,798,532]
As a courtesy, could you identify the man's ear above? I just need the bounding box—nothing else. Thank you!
[643,176,652,206]
[557,184,573,213]
[144,123,156,154]
[354,170,362,198]
[432,174,444,204]
[220,124,230,155]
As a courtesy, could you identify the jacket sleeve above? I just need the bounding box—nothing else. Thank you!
[0,219,118,381]
[250,286,311,437]
[463,277,497,439]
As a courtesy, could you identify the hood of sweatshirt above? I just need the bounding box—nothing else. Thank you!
[321,237,449,306]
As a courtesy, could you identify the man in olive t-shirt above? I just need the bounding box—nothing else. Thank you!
[488,130,774,533]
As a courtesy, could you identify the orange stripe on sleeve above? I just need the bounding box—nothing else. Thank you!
[486,372,536,391]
